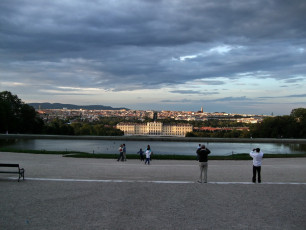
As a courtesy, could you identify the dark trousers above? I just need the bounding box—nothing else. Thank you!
[252,166,261,183]
[117,152,124,161]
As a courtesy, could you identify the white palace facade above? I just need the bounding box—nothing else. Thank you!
[116,122,193,136]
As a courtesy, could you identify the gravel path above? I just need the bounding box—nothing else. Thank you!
[1,152,305,230]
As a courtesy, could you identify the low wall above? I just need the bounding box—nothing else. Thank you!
[1,134,306,144]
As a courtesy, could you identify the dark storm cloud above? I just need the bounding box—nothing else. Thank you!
[1,0,306,91]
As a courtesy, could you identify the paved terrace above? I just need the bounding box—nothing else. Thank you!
[0,152,305,230]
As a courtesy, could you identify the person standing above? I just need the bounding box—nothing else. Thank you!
[197,145,211,183]
[117,144,124,162]
[137,148,144,161]
[123,143,127,161]
[149,145,153,161]
[250,148,264,183]
[145,145,151,165]
[196,144,201,160]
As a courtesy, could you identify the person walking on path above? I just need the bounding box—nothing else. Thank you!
[196,144,211,183]
[250,148,264,183]
[123,143,127,161]
[145,145,152,165]
[117,144,124,162]
[149,145,153,161]
[137,148,144,161]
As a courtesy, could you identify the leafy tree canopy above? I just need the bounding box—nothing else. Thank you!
[0,91,43,134]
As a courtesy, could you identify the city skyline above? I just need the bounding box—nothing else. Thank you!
[32,102,266,116]
[1,0,306,116]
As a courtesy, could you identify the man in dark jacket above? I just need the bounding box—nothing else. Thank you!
[196,145,211,183]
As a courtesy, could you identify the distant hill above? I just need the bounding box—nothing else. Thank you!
[28,103,129,110]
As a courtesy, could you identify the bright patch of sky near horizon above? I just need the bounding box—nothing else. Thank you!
[1,0,306,115]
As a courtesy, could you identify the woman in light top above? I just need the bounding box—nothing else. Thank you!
[145,145,151,165]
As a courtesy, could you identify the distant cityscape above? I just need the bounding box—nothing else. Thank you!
[34,103,269,124]
[33,103,271,136]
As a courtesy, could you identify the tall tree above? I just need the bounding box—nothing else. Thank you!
[0,91,43,133]
[290,108,306,137]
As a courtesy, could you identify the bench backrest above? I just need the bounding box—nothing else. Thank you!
[0,163,20,167]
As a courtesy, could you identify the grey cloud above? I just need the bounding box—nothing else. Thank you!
[161,98,193,103]
[0,0,306,92]
[284,78,305,83]
[287,94,306,98]
[258,96,275,99]
[197,80,226,85]
[161,96,250,103]
[212,96,251,102]
[259,94,306,99]
[169,90,219,95]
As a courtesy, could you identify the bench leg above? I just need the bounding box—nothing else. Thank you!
[18,168,25,182]
[22,169,25,180]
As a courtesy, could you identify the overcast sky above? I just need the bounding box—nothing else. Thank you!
[1,0,305,115]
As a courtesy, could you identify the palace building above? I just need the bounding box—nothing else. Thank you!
[116,122,193,136]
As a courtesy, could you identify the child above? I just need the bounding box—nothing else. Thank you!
[137,148,144,161]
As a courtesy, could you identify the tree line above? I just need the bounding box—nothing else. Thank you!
[249,108,306,138]
[1,91,305,138]
[186,108,306,138]
[0,91,123,136]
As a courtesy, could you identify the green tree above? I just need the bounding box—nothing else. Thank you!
[71,122,82,135]
[42,118,74,135]
[250,115,297,138]
[20,104,44,133]
[79,124,92,135]
[290,108,306,137]
[0,91,43,133]
[69,122,123,136]
[290,108,306,120]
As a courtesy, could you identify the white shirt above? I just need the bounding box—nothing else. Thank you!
[250,150,264,166]
[145,150,151,158]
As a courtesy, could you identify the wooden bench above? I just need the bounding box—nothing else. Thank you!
[0,163,25,181]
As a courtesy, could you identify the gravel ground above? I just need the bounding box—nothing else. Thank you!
[1,152,306,230]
